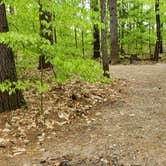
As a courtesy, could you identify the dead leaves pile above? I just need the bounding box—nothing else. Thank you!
[0,69,127,157]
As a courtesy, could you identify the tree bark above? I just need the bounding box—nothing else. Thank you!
[81,0,85,56]
[108,0,119,64]
[93,24,100,59]
[160,23,163,53]
[100,0,109,77]
[148,22,152,57]
[154,0,161,61]
[38,2,53,69]
[119,0,125,55]
[91,0,100,59]
[82,31,85,56]
[0,3,25,112]
[74,27,78,49]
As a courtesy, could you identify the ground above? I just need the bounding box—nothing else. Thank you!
[0,63,166,166]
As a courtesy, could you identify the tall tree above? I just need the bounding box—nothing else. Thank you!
[38,1,53,69]
[100,0,109,77]
[81,0,85,56]
[108,0,119,64]
[91,0,100,59]
[154,0,161,61]
[119,0,125,55]
[160,23,163,53]
[74,26,78,48]
[0,3,25,112]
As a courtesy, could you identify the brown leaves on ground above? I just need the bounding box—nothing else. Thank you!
[0,69,127,157]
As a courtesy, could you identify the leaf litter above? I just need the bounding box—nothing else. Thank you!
[0,69,127,158]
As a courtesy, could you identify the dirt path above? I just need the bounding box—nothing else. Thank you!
[2,64,166,166]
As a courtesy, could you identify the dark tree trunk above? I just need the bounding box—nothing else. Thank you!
[0,3,25,112]
[160,38,163,53]
[81,0,85,56]
[53,27,57,44]
[148,22,152,57]
[100,0,109,77]
[154,0,161,61]
[52,12,57,44]
[82,31,85,56]
[74,27,78,49]
[91,0,100,59]
[108,0,119,64]
[93,24,100,59]
[160,23,163,53]
[120,23,125,55]
[9,6,14,14]
[38,2,53,69]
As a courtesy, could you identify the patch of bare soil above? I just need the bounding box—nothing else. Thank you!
[1,64,166,166]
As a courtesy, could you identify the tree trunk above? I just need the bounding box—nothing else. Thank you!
[93,24,100,59]
[120,23,125,55]
[119,0,125,55]
[81,0,85,56]
[91,0,100,59]
[52,12,57,44]
[9,6,14,14]
[154,0,161,61]
[108,0,119,64]
[74,27,78,49]
[100,0,109,77]
[0,3,25,112]
[148,22,152,57]
[82,31,85,56]
[160,23,163,53]
[38,2,53,69]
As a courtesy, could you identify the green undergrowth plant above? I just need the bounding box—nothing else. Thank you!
[0,55,110,97]
[52,56,111,83]
[0,80,49,95]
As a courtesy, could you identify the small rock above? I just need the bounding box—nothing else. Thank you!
[0,138,7,148]
[101,158,109,164]
[54,160,61,166]
[129,114,135,117]
[95,112,101,116]
[40,159,46,164]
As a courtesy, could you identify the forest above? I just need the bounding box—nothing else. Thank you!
[0,0,166,165]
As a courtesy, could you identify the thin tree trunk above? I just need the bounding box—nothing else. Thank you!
[9,6,14,14]
[120,0,125,55]
[81,0,85,56]
[53,27,57,44]
[108,0,119,64]
[91,0,100,59]
[74,27,78,49]
[38,2,53,69]
[140,3,143,55]
[120,23,125,55]
[148,22,152,58]
[93,24,100,59]
[160,23,163,53]
[154,0,161,61]
[0,3,25,112]
[52,12,57,44]
[82,31,85,56]
[100,0,109,77]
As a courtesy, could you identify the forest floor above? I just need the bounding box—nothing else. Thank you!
[0,63,166,166]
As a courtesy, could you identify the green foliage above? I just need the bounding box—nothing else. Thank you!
[118,0,166,56]
[0,80,49,95]
[52,56,110,83]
